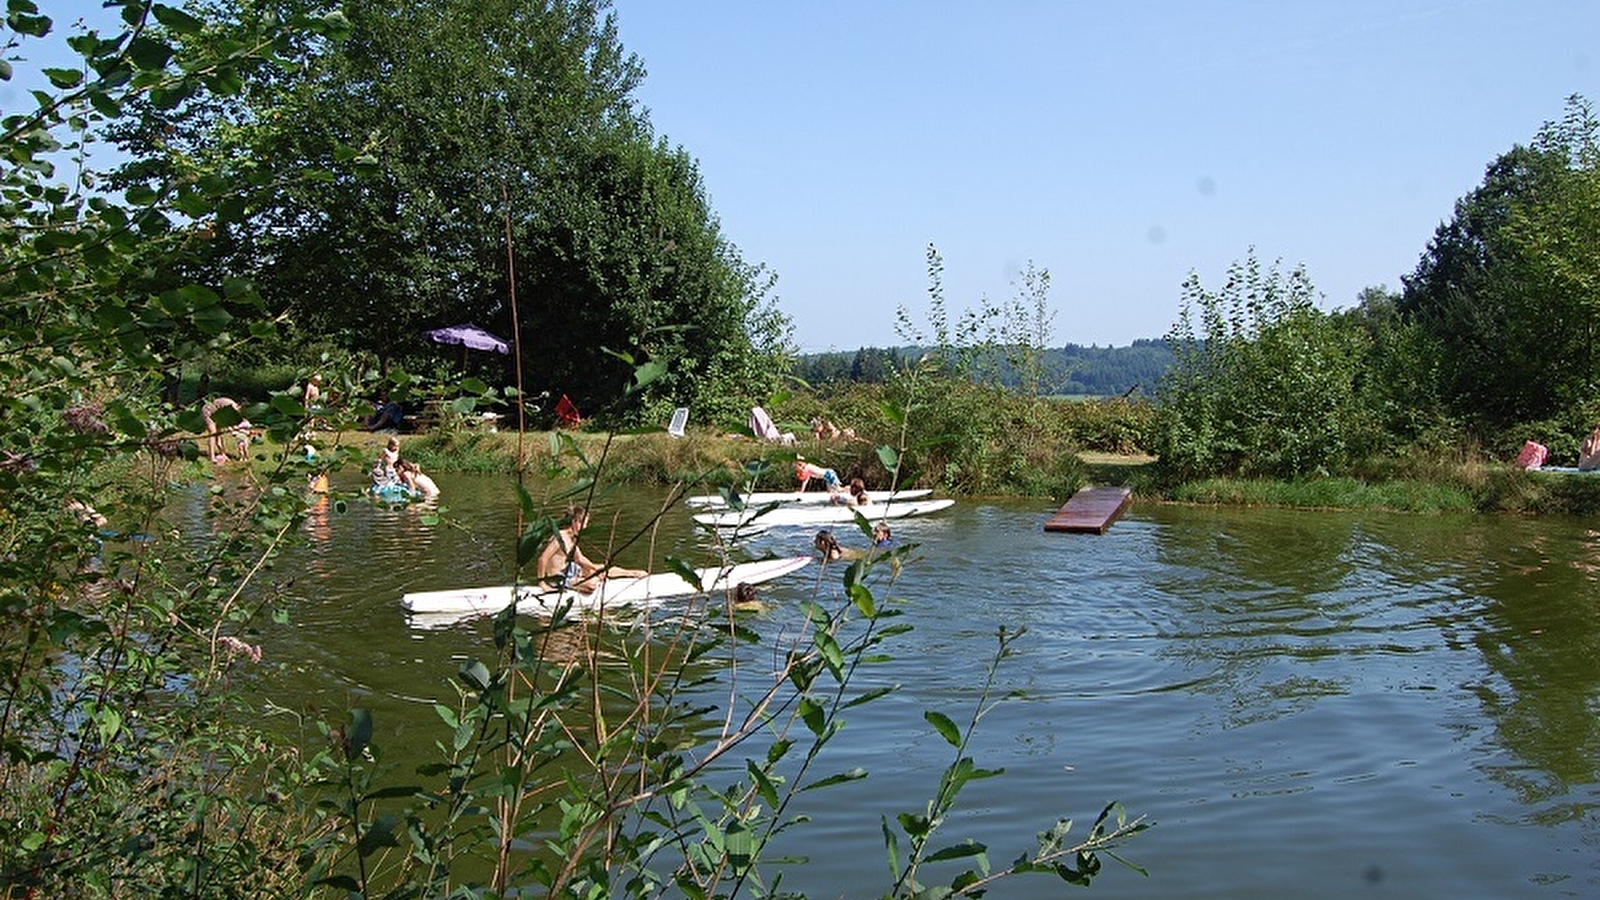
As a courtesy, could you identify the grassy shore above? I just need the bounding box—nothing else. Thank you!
[273,426,1600,516]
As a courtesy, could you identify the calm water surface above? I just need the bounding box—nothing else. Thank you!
[251,473,1600,899]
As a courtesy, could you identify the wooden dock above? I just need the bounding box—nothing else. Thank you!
[1044,486,1132,534]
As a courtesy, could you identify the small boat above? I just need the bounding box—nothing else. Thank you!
[401,555,812,616]
[684,487,934,509]
[367,482,421,503]
[693,498,955,529]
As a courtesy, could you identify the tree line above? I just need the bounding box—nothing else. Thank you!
[104,0,790,428]
[1154,94,1600,479]
[792,339,1174,397]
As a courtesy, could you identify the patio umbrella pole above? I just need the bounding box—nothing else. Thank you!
[502,184,526,437]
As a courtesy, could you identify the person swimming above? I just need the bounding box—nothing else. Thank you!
[872,521,893,547]
[813,529,845,562]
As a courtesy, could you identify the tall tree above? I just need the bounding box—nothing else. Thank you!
[1155,252,1366,478]
[112,0,790,418]
[1400,95,1600,432]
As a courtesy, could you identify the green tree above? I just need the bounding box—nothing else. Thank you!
[1,1,349,892]
[1154,251,1367,479]
[1334,285,1455,455]
[996,260,1058,397]
[112,0,790,420]
[520,127,792,425]
[1400,95,1600,433]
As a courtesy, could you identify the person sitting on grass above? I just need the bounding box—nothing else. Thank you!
[364,395,404,431]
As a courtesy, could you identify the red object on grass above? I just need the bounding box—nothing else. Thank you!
[555,394,583,429]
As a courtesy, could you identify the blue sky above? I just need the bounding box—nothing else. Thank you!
[611,1,1600,352]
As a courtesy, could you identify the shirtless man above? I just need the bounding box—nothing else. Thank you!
[536,506,647,592]
[201,396,241,461]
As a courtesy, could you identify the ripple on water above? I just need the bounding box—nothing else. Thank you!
[224,483,1600,900]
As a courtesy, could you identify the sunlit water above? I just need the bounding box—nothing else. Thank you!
[233,473,1600,899]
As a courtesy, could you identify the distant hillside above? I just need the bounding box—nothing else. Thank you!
[791,339,1173,398]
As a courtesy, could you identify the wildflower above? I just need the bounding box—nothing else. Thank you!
[218,635,263,663]
[62,404,109,435]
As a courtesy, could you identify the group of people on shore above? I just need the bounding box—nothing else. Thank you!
[809,417,857,442]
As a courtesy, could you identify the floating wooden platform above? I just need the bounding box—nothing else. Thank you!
[1044,487,1132,534]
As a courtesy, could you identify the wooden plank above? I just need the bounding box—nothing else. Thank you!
[1043,486,1132,534]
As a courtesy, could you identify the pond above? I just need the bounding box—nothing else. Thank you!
[248,472,1600,899]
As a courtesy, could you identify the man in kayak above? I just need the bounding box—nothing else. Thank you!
[537,505,648,592]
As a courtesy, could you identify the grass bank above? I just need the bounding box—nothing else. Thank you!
[294,422,1600,517]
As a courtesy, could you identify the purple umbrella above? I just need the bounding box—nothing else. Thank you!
[425,323,510,355]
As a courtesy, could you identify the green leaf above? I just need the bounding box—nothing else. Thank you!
[8,11,50,38]
[362,784,422,801]
[801,767,866,791]
[459,660,491,690]
[41,66,80,88]
[882,816,902,880]
[876,444,900,471]
[433,703,458,729]
[897,811,931,840]
[798,697,825,736]
[748,760,781,807]
[191,303,232,334]
[126,36,173,71]
[630,358,667,391]
[925,710,962,747]
[815,631,844,677]
[151,3,204,34]
[205,67,244,96]
[87,89,119,117]
[97,707,122,745]
[843,684,897,709]
[357,814,401,856]
[662,555,700,591]
[271,393,304,416]
[724,821,755,870]
[926,839,987,863]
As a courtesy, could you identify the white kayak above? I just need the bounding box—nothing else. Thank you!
[693,498,955,529]
[401,555,812,616]
[684,487,933,509]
